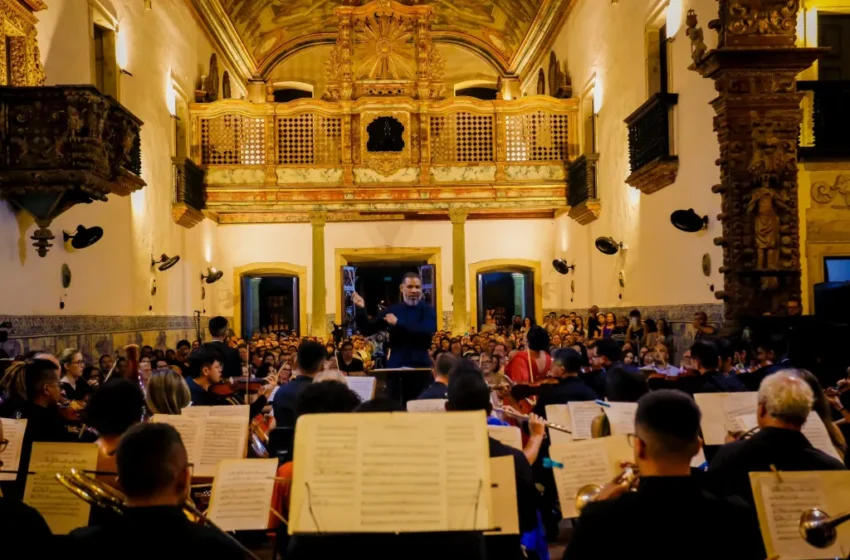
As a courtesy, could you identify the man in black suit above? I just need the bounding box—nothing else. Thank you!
[676,340,747,395]
[206,316,242,379]
[415,352,456,400]
[565,390,765,560]
[706,369,845,506]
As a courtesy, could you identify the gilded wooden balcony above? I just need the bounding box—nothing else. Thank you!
[624,93,678,195]
[798,80,850,161]
[0,85,144,255]
[188,96,579,223]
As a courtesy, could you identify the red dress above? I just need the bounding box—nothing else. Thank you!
[505,351,552,384]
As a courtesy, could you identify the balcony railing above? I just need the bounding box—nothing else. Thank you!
[624,93,678,194]
[568,153,598,206]
[798,80,850,160]
[173,157,206,210]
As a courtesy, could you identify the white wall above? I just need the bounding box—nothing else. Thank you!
[530,0,724,309]
[0,0,234,316]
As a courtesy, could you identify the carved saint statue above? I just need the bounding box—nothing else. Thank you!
[685,10,707,66]
[747,186,788,289]
[222,71,231,99]
[206,53,219,102]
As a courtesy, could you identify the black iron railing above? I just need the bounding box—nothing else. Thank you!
[798,80,850,160]
[173,157,206,211]
[624,93,678,174]
[568,153,599,207]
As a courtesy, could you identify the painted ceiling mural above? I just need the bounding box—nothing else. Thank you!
[217,0,546,68]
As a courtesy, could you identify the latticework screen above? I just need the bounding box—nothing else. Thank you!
[430,113,494,163]
[200,115,266,165]
[505,112,569,162]
[277,114,342,165]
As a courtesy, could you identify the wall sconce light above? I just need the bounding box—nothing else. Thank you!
[63,225,103,249]
[595,237,627,255]
[151,253,180,271]
[201,267,223,284]
[552,259,576,275]
[671,209,709,232]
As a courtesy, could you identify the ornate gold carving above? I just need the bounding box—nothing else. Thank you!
[811,175,850,207]
[448,207,468,224]
[548,52,572,99]
[625,158,679,195]
[686,10,708,67]
[309,211,328,227]
[710,0,800,48]
[360,110,411,175]
[568,199,601,225]
[172,203,205,228]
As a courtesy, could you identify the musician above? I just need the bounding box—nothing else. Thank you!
[271,341,326,429]
[705,369,845,506]
[415,352,456,400]
[207,316,242,378]
[146,368,191,415]
[676,340,746,394]
[513,348,598,417]
[565,390,765,560]
[98,354,114,375]
[352,272,436,368]
[446,363,538,560]
[337,340,365,375]
[504,325,550,384]
[185,345,272,417]
[70,423,246,559]
[84,379,145,477]
[0,359,70,499]
[591,339,648,402]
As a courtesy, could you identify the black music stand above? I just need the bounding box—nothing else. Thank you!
[370,368,433,405]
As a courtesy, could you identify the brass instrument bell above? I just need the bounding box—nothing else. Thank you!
[799,507,850,549]
[574,465,638,514]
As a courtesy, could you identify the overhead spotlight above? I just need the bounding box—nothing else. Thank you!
[201,267,223,284]
[151,253,181,271]
[552,259,576,275]
[63,225,103,249]
[671,208,709,233]
[595,236,626,255]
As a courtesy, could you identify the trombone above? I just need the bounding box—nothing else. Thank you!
[799,507,850,549]
[574,464,639,514]
[56,468,261,560]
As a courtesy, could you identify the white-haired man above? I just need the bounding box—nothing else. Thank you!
[706,369,845,505]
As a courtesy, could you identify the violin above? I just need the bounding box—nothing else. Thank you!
[209,376,267,397]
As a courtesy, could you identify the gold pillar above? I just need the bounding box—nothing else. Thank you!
[310,212,327,339]
[449,208,468,335]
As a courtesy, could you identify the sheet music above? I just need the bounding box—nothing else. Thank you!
[488,425,523,450]
[153,414,247,477]
[207,458,278,531]
[545,404,573,445]
[346,376,376,403]
[757,475,841,560]
[691,447,707,469]
[0,418,26,481]
[183,405,251,418]
[549,439,616,519]
[485,456,518,535]
[406,399,447,413]
[695,392,758,445]
[802,413,842,461]
[732,413,758,433]
[603,402,637,436]
[569,401,603,440]
[289,411,491,534]
[23,442,98,535]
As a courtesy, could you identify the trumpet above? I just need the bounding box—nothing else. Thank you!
[493,405,572,434]
[574,464,639,514]
[56,468,261,560]
[799,507,850,549]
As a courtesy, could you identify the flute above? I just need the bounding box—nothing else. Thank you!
[493,405,572,434]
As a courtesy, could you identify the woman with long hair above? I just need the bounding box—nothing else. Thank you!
[602,313,617,338]
[57,348,91,401]
[145,369,191,416]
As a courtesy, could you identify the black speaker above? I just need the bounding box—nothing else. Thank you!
[815,282,850,324]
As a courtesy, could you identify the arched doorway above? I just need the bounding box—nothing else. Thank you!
[233,263,308,339]
[469,259,543,332]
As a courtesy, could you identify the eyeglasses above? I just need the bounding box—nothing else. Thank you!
[626,433,639,448]
[0,438,9,453]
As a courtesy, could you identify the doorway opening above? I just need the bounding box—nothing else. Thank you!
[240,274,300,338]
[476,270,534,331]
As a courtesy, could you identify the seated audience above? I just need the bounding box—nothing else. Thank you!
[337,341,365,375]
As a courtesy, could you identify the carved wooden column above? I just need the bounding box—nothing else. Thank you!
[414,11,431,100]
[339,13,354,100]
[687,2,823,323]
[449,208,468,335]
[310,211,328,339]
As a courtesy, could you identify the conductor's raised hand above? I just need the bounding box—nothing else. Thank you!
[351,292,365,308]
[384,313,398,326]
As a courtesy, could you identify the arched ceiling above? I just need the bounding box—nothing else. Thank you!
[188,0,578,80]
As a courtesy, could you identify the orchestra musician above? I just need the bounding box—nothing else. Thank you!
[146,368,191,415]
[58,348,94,401]
[271,341,327,429]
[83,379,145,480]
[415,352,456,400]
[512,348,598,417]
[69,423,246,560]
[184,344,272,417]
[206,317,243,379]
[352,272,436,369]
[705,369,845,507]
[504,325,551,385]
[564,390,766,560]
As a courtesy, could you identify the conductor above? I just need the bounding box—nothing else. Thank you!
[352,272,436,369]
